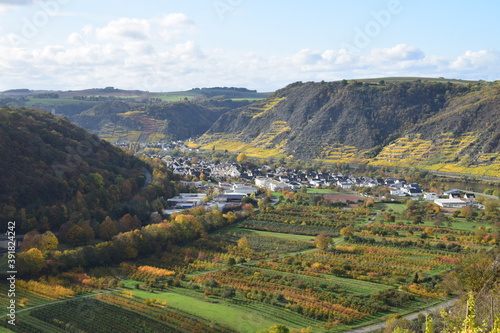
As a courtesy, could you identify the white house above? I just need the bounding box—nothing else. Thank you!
[254,177,291,191]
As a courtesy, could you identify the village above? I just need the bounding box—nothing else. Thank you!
[157,152,482,215]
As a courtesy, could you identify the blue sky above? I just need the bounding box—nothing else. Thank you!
[0,0,499,91]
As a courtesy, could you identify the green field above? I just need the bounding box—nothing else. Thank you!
[227,227,316,242]
[306,188,342,194]
[25,98,99,106]
[131,289,294,332]
[153,93,199,102]
[419,218,482,232]
[378,202,407,213]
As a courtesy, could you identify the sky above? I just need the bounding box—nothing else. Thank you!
[0,0,499,92]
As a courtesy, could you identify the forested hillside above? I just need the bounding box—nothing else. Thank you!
[194,79,500,177]
[0,107,175,234]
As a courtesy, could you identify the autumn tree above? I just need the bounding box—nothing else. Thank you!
[99,216,118,240]
[118,214,142,232]
[65,222,94,245]
[364,197,375,208]
[242,203,254,215]
[461,205,475,221]
[237,237,249,249]
[314,232,332,249]
[17,248,45,277]
[340,225,355,237]
[38,231,58,252]
[21,231,58,252]
[236,153,248,163]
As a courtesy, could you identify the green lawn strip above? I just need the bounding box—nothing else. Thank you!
[234,301,319,328]
[320,275,393,295]
[377,202,406,213]
[419,219,481,232]
[306,188,341,194]
[130,289,283,333]
[225,300,311,329]
[245,265,392,296]
[26,98,98,106]
[231,228,316,242]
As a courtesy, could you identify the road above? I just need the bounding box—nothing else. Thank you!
[344,298,459,333]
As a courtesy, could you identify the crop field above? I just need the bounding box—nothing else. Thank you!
[25,98,99,107]
[323,194,365,203]
[3,194,497,333]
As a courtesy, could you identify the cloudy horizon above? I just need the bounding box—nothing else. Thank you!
[1,0,499,92]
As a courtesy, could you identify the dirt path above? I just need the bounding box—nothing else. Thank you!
[344,298,459,333]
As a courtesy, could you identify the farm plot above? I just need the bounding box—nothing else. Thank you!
[239,204,369,237]
[191,265,414,325]
[2,296,236,333]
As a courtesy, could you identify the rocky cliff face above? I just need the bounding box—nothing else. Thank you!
[197,79,500,177]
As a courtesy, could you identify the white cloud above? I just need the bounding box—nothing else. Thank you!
[0,10,499,92]
[450,49,500,71]
[156,13,197,43]
[0,0,34,13]
[370,44,425,62]
[0,0,34,4]
[96,17,151,42]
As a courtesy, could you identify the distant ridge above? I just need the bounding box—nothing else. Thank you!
[192,78,500,178]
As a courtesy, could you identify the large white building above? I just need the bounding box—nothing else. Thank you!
[167,193,207,209]
[434,198,469,208]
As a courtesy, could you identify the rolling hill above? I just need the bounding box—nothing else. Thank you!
[1,87,269,144]
[0,107,150,233]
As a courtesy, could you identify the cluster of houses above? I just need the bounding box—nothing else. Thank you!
[164,156,382,190]
[386,178,424,198]
[158,156,484,213]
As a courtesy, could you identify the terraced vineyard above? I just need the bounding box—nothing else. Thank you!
[369,133,500,177]
[97,111,167,143]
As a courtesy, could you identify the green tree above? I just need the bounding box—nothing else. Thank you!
[17,248,45,277]
[424,314,434,333]
[461,293,482,333]
[21,231,58,252]
[38,231,58,252]
[89,172,104,188]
